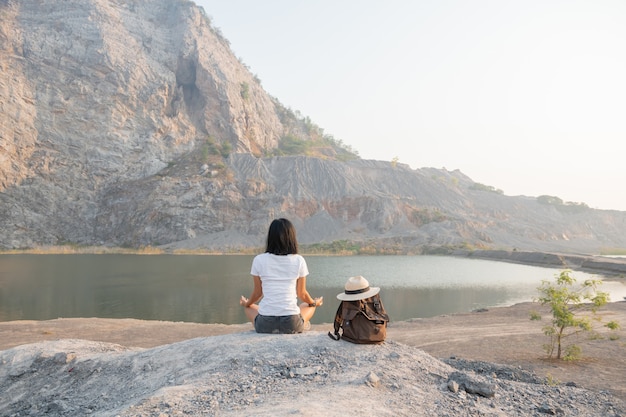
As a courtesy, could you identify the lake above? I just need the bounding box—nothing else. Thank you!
[1,254,625,325]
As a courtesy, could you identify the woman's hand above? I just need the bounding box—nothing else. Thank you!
[313,296,323,307]
[240,295,249,307]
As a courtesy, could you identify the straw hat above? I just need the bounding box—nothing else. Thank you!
[336,276,380,301]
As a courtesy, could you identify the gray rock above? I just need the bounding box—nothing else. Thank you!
[0,334,624,416]
[448,371,497,398]
[537,402,563,415]
[447,380,459,393]
[365,371,381,388]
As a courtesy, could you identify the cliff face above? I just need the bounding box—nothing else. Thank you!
[0,0,306,247]
[1,0,625,253]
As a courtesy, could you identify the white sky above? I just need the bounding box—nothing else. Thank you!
[196,0,626,211]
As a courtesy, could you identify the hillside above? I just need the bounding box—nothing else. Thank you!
[1,0,625,253]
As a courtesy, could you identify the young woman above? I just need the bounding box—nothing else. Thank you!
[240,218,323,333]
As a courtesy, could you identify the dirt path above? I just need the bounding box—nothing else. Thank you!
[2,301,625,400]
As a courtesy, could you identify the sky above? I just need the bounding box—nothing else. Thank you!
[196,0,626,211]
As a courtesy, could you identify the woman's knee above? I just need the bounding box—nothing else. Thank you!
[299,303,316,322]
[244,305,259,323]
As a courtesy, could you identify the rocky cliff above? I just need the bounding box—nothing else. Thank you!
[1,0,625,253]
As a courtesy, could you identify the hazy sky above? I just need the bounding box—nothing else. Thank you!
[196,1,626,211]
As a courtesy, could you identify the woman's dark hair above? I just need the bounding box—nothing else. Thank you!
[265,218,299,255]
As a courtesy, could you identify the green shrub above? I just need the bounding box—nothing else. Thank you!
[277,135,310,155]
[469,182,503,194]
[220,142,232,158]
[537,195,589,212]
[240,82,250,100]
[533,270,618,360]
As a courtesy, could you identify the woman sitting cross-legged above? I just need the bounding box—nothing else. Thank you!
[240,218,323,333]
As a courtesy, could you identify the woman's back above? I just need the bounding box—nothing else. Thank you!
[251,253,308,316]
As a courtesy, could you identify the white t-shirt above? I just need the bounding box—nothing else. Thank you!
[250,253,309,316]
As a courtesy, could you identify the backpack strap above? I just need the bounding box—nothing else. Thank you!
[327,331,340,340]
[328,301,343,341]
[373,296,383,314]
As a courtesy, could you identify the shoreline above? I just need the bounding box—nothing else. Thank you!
[3,247,626,279]
[451,249,626,277]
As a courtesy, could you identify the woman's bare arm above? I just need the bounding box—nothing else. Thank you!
[296,277,323,306]
[240,275,263,307]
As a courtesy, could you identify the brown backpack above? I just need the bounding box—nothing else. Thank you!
[328,293,389,344]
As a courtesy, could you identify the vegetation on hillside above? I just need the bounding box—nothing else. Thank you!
[406,207,448,226]
[469,182,503,194]
[304,241,415,255]
[599,248,626,256]
[240,82,250,100]
[537,195,590,213]
[271,101,359,161]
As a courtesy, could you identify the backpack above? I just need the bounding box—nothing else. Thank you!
[328,293,389,344]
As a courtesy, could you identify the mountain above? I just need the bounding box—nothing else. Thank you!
[1,0,625,254]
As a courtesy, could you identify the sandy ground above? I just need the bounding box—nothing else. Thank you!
[2,301,625,402]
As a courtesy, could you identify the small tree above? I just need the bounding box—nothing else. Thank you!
[533,270,618,360]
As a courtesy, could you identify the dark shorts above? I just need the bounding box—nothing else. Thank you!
[254,314,304,334]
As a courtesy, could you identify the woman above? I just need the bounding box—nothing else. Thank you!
[240,218,323,333]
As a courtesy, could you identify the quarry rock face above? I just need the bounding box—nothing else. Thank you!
[0,0,282,248]
[1,0,625,253]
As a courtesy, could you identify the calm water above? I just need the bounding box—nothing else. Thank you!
[1,254,625,325]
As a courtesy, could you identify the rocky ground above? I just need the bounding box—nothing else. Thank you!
[1,302,625,416]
